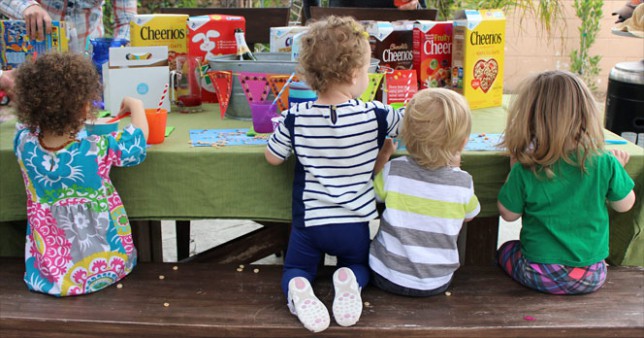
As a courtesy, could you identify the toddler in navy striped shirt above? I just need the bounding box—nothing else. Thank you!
[265,16,404,333]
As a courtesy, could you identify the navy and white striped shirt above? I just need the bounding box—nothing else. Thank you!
[267,99,404,228]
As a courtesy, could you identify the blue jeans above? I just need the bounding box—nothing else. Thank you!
[281,222,370,297]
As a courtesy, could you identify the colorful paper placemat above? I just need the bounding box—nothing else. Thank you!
[189,128,270,147]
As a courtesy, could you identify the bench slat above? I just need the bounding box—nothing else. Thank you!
[1,258,642,337]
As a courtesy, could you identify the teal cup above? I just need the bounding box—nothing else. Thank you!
[85,118,119,136]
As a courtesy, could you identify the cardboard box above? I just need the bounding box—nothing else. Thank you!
[363,20,414,71]
[102,46,171,115]
[270,26,308,53]
[0,20,70,70]
[188,15,245,102]
[451,10,505,109]
[413,20,453,89]
[130,14,188,73]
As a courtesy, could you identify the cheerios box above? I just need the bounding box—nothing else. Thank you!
[130,14,189,73]
[188,14,245,102]
[451,9,505,109]
[270,26,308,53]
[363,20,414,71]
[413,20,453,89]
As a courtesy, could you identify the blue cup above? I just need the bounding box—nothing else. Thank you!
[288,81,317,108]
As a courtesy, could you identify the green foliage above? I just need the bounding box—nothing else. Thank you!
[569,0,603,91]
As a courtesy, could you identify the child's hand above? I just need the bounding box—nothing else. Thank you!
[381,138,398,157]
[610,149,630,167]
[119,97,143,117]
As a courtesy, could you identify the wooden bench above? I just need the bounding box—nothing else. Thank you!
[1,258,642,337]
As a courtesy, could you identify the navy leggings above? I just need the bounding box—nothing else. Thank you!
[281,222,371,297]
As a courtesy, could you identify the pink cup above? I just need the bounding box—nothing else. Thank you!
[250,102,278,133]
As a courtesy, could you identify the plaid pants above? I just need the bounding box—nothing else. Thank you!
[497,240,606,295]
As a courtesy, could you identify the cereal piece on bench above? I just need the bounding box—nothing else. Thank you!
[445,291,452,296]
[236,268,243,272]
[172,265,179,271]
[159,275,165,280]
[364,302,371,307]
[116,283,123,289]
[163,302,170,307]
[239,264,245,269]
[253,268,259,273]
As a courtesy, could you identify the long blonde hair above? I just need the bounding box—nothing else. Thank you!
[501,70,604,178]
[402,88,472,169]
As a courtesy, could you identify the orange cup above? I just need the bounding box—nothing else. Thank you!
[145,108,168,144]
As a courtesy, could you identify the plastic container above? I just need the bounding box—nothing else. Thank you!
[85,118,119,136]
[250,102,278,133]
[288,81,317,108]
[207,53,381,120]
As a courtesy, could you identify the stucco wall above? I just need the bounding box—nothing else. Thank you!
[504,0,643,96]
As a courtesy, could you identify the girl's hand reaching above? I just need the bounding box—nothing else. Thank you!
[374,138,398,174]
[610,149,630,167]
[119,97,149,141]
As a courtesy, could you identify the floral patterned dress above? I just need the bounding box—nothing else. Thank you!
[13,124,146,297]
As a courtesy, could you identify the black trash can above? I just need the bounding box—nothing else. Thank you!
[604,61,644,138]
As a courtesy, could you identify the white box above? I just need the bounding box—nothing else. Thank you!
[269,26,308,53]
[102,46,171,115]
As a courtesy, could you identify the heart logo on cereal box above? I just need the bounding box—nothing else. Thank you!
[472,58,498,93]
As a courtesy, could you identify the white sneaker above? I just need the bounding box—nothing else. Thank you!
[287,277,330,333]
[332,267,362,327]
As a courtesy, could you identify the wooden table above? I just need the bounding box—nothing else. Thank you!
[1,98,642,265]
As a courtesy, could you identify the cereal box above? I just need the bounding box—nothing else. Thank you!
[270,26,308,53]
[413,20,453,89]
[188,15,245,102]
[451,9,505,109]
[363,20,414,71]
[130,14,188,72]
[1,20,70,70]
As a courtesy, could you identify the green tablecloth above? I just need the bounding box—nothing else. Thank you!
[1,99,642,265]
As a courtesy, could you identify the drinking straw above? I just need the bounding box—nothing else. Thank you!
[402,71,414,105]
[269,72,296,110]
[157,83,169,113]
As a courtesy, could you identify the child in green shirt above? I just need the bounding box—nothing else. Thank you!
[497,70,635,294]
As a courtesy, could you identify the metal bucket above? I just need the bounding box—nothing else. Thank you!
[207,52,380,119]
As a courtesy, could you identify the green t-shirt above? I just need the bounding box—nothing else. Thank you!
[498,152,635,266]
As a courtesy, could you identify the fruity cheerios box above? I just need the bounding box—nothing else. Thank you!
[451,9,505,109]
[413,20,453,89]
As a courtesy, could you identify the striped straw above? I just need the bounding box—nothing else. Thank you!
[402,72,414,105]
[270,72,296,109]
[157,83,169,113]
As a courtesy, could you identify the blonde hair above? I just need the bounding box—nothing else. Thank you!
[297,16,370,94]
[402,88,472,169]
[501,70,604,178]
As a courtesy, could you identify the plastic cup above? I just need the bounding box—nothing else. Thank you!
[146,108,168,144]
[621,132,637,144]
[250,102,278,134]
[271,116,282,132]
[85,117,119,136]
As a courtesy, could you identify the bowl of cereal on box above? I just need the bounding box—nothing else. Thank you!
[85,117,119,136]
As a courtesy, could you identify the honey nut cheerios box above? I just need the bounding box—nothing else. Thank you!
[130,14,188,73]
[451,9,505,109]
[413,20,453,89]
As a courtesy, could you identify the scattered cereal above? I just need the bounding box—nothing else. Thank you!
[364,302,371,307]
[445,291,452,296]
[163,302,170,307]
[172,266,179,271]
[236,268,243,272]
[253,268,259,273]
[159,275,165,280]
[239,264,245,269]
[116,283,123,289]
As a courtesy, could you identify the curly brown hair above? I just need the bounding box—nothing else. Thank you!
[14,52,101,136]
[297,16,370,94]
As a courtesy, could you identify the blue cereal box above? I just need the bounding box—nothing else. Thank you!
[0,20,70,70]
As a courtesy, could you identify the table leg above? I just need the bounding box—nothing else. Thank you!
[176,220,191,261]
[131,220,163,263]
[463,216,500,266]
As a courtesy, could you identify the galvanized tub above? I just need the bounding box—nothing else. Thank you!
[207,52,380,119]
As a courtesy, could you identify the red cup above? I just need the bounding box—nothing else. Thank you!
[145,108,168,144]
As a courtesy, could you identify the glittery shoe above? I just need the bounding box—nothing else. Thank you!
[332,267,362,327]
[287,277,330,333]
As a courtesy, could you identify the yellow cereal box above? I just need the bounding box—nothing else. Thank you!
[451,10,505,109]
[130,14,188,72]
